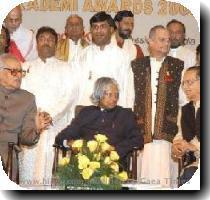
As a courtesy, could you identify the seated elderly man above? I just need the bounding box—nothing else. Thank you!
[0,54,51,181]
[172,66,200,186]
[55,77,144,169]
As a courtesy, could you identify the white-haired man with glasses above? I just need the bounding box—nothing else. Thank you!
[172,66,200,186]
[0,54,51,182]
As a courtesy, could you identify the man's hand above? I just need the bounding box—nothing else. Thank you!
[172,139,198,159]
[36,110,53,133]
[172,139,187,159]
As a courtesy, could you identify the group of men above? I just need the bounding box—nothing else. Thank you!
[0,5,200,189]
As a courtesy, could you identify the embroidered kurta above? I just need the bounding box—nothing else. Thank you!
[74,43,135,109]
[132,56,184,188]
[19,57,79,187]
[10,24,38,61]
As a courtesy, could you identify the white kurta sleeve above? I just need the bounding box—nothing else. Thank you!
[118,52,134,109]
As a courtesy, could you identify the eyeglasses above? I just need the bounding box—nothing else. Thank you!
[3,68,27,77]
[182,78,200,87]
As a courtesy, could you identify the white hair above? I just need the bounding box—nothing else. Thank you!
[90,77,119,106]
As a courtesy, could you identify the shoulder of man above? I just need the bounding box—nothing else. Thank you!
[115,106,133,115]
[181,45,195,54]
[166,56,184,65]
[182,101,194,111]
[131,56,150,68]
[18,24,34,36]
[75,105,99,118]
[16,88,35,103]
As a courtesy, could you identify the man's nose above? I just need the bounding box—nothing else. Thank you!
[11,20,17,25]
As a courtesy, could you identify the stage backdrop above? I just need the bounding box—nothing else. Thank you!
[19,0,200,55]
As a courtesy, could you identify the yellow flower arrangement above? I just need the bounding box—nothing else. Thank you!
[57,134,128,190]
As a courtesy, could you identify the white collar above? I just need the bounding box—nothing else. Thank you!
[150,56,165,63]
[69,38,81,45]
[194,100,200,108]
[37,56,56,64]
[92,42,112,51]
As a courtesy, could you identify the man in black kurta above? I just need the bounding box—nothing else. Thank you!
[172,66,200,186]
[55,105,144,169]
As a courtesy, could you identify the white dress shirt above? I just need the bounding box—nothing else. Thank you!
[150,57,163,134]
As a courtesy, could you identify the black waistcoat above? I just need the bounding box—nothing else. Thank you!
[181,101,200,142]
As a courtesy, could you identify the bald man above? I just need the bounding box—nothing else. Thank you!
[4,5,38,61]
[56,14,88,63]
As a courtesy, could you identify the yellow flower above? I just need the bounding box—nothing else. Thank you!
[72,139,83,149]
[110,162,119,172]
[94,134,108,143]
[89,161,100,170]
[78,155,90,169]
[110,151,120,161]
[104,156,111,165]
[81,168,94,180]
[58,157,70,166]
[93,153,101,161]
[101,142,112,152]
[87,140,98,152]
[118,171,128,181]
[100,175,110,185]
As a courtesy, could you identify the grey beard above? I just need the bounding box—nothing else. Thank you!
[170,43,181,49]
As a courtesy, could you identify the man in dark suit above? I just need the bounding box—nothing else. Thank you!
[172,66,200,186]
[0,54,52,182]
[131,25,184,187]
[55,77,144,170]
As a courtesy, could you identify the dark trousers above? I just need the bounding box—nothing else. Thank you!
[179,166,198,186]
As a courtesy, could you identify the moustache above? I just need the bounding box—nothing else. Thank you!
[41,44,51,49]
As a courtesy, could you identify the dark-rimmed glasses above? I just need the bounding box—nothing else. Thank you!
[3,68,27,77]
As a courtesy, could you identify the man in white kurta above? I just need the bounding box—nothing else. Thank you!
[19,27,79,188]
[4,6,37,61]
[167,19,196,69]
[167,19,197,106]
[75,12,134,109]
[112,10,144,61]
[56,15,88,63]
